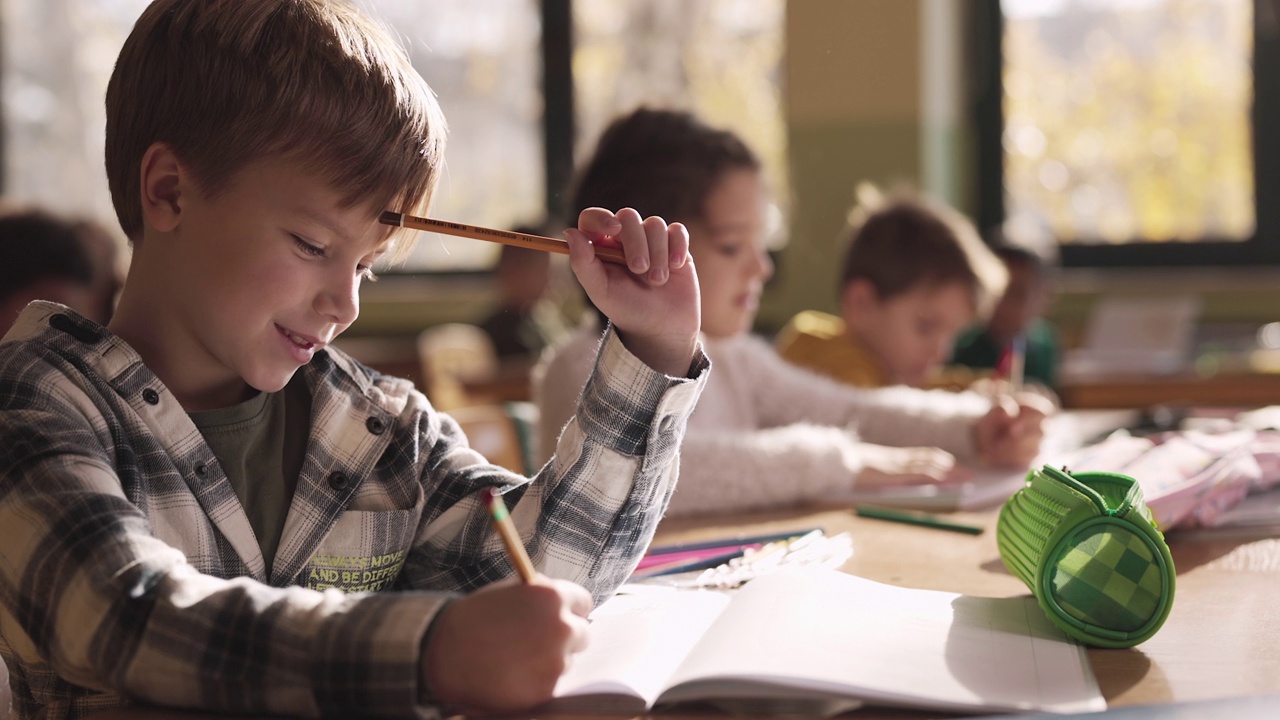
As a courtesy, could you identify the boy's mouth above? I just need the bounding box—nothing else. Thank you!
[277,324,321,350]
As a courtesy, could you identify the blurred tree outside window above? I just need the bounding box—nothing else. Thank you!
[573,0,788,248]
[1001,0,1254,246]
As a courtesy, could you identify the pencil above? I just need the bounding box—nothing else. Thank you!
[380,210,628,265]
[481,487,537,582]
[855,505,985,535]
[1009,336,1026,394]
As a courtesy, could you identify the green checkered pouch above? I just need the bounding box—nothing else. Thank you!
[997,465,1176,648]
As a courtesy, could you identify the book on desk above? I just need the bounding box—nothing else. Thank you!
[547,567,1104,715]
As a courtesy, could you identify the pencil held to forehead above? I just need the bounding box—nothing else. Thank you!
[380,211,628,265]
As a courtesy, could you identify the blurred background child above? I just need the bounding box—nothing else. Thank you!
[951,222,1062,393]
[775,186,1007,390]
[534,108,1047,517]
[0,206,124,335]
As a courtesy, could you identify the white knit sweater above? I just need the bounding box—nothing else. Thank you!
[533,319,992,516]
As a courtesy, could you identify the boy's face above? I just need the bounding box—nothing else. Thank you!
[987,258,1047,343]
[688,168,774,339]
[132,153,388,409]
[844,280,975,387]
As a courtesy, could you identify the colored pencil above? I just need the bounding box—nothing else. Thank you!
[644,528,821,556]
[380,210,628,265]
[855,505,984,535]
[481,487,537,582]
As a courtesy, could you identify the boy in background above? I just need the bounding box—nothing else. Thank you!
[951,235,1061,392]
[0,207,123,334]
[777,188,1007,389]
[0,1,706,717]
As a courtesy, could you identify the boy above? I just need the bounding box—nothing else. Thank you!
[776,190,1007,389]
[951,239,1061,392]
[0,2,707,718]
[0,207,123,334]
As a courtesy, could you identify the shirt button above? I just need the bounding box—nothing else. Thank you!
[327,472,350,491]
[366,416,387,435]
[142,388,160,405]
[194,463,209,478]
[658,416,674,434]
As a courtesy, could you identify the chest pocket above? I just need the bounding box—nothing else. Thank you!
[302,506,420,592]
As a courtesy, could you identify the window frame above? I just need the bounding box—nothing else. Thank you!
[971,0,1280,267]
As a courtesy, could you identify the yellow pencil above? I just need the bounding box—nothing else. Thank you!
[380,210,628,265]
[481,487,537,582]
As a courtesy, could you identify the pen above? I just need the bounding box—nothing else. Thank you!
[855,505,985,535]
[644,528,822,556]
[380,210,628,265]
[482,487,537,582]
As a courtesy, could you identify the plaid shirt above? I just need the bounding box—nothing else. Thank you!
[0,302,708,720]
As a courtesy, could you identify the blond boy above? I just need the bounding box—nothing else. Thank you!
[0,1,706,717]
[777,192,1006,389]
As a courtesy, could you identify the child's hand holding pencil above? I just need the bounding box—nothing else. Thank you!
[420,488,593,711]
[381,208,701,378]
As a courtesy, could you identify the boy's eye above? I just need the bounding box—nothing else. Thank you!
[293,235,325,257]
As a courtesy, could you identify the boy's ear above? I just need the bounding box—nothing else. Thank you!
[139,142,186,233]
[840,279,880,323]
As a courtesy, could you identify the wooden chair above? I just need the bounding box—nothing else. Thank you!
[416,323,498,411]
[449,402,538,475]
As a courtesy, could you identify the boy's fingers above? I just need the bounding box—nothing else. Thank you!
[642,215,670,285]
[667,222,690,269]
[614,208,652,275]
[576,207,623,237]
[564,228,606,290]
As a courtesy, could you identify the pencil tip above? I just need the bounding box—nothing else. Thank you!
[379,210,403,227]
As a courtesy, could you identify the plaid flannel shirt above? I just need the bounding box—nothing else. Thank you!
[0,302,708,719]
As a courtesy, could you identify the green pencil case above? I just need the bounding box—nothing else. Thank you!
[996,464,1176,649]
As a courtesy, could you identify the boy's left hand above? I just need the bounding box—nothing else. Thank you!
[565,208,700,377]
[973,392,1054,468]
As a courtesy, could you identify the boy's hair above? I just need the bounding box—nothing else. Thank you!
[106,0,446,260]
[839,187,1007,318]
[568,107,760,227]
[988,215,1060,281]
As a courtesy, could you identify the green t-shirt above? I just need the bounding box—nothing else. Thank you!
[190,375,311,574]
[950,319,1060,390]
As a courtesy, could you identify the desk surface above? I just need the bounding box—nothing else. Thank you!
[80,504,1279,720]
[643,505,1280,718]
[1059,371,1280,409]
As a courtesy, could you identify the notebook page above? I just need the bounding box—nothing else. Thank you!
[659,568,1104,714]
[552,586,731,707]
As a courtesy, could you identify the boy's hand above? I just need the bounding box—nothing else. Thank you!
[423,576,593,711]
[565,208,700,377]
[973,393,1053,468]
[856,444,972,488]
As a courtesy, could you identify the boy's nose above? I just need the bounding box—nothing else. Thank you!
[315,276,360,327]
[754,249,775,281]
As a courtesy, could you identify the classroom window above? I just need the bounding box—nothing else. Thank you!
[572,0,789,248]
[975,0,1279,266]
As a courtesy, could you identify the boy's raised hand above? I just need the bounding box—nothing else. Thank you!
[565,208,701,377]
[422,576,592,711]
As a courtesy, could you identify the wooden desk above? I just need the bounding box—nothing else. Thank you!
[80,506,1280,720]
[1060,371,1280,409]
[644,505,1280,717]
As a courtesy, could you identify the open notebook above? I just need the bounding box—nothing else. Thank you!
[548,568,1104,714]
